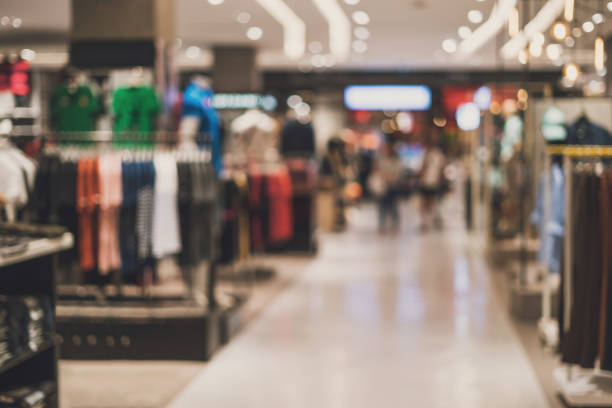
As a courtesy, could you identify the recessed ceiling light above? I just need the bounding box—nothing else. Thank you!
[287,94,303,108]
[546,43,562,60]
[468,10,483,24]
[208,0,224,5]
[308,41,323,54]
[532,33,545,46]
[582,21,594,33]
[352,40,368,53]
[572,27,582,38]
[247,26,263,40]
[311,54,326,67]
[352,10,370,25]
[564,36,575,47]
[236,12,251,24]
[608,1,612,12]
[324,55,337,67]
[185,46,201,59]
[529,42,542,57]
[354,26,370,40]
[442,38,458,53]
[458,26,472,39]
[518,49,528,64]
[0,16,9,26]
[11,17,21,28]
[593,13,604,24]
[344,0,360,5]
[20,49,35,61]
[551,21,568,41]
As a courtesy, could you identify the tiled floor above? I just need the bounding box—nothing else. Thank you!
[169,200,550,407]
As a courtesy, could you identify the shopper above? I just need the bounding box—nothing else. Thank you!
[373,141,403,233]
[320,137,350,231]
[419,131,446,231]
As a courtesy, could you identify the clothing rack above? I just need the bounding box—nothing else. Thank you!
[543,145,612,407]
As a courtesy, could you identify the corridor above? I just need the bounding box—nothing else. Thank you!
[169,200,549,407]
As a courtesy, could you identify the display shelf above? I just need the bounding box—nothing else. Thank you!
[0,340,55,376]
[0,233,73,268]
[555,366,612,407]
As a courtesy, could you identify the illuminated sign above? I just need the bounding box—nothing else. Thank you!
[212,94,278,111]
[344,85,432,111]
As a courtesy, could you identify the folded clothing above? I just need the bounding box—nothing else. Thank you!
[0,381,56,408]
[0,234,30,258]
[0,223,67,239]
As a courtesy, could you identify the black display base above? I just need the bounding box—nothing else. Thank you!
[57,312,220,361]
[219,303,245,345]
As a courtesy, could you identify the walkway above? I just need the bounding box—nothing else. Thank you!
[169,199,549,407]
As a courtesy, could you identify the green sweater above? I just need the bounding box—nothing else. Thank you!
[113,86,160,133]
[50,84,100,132]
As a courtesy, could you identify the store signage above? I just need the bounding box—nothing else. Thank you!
[344,85,432,111]
[212,94,278,111]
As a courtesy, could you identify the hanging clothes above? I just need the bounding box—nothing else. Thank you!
[50,84,100,132]
[152,153,182,259]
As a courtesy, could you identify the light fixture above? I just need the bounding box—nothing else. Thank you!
[500,0,565,60]
[256,0,306,59]
[519,48,529,64]
[352,40,368,53]
[309,41,323,54]
[608,1,612,11]
[563,62,581,82]
[208,0,224,5]
[564,0,573,21]
[236,12,251,24]
[324,55,337,67]
[551,21,568,40]
[517,88,528,102]
[546,43,562,60]
[593,13,604,24]
[459,0,517,56]
[458,26,472,40]
[295,102,311,116]
[509,7,519,37]
[468,9,484,24]
[247,26,263,40]
[529,41,543,57]
[354,26,370,40]
[344,0,360,4]
[565,37,575,47]
[474,86,492,110]
[595,36,605,72]
[185,46,201,59]
[0,16,9,26]
[572,27,582,38]
[442,39,458,53]
[19,49,35,61]
[598,67,608,77]
[11,17,21,28]
[352,10,370,24]
[311,54,326,67]
[456,103,481,131]
[583,21,594,33]
[287,94,303,108]
[312,0,351,62]
[533,32,545,45]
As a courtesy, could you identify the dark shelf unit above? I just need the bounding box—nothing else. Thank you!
[0,234,73,406]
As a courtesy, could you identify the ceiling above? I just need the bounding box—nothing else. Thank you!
[1,0,607,71]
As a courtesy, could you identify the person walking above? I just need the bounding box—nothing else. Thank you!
[372,141,404,233]
[419,133,446,231]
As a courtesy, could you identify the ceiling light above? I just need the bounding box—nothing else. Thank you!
[312,0,352,61]
[563,62,581,82]
[324,55,337,67]
[546,43,562,60]
[468,9,484,24]
[509,7,519,37]
[311,54,326,67]
[564,0,573,21]
[529,41,543,57]
[256,0,305,59]
[185,46,201,59]
[598,67,607,77]
[247,26,263,40]
[595,36,605,72]
[459,0,517,56]
[552,21,568,40]
[572,27,582,38]
[11,17,21,28]
[352,10,370,25]
[593,13,604,24]
[295,102,311,116]
[352,40,368,53]
[344,0,360,4]
[500,0,566,60]
[0,16,8,26]
[533,32,545,45]
[208,0,224,5]
[518,49,529,64]
[608,1,612,11]
[442,38,458,53]
[354,26,370,40]
[19,49,35,61]
[458,26,472,39]
[287,94,303,108]
[309,41,323,54]
[583,21,594,33]
[236,12,251,24]
[564,36,575,47]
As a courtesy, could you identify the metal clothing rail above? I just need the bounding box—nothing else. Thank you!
[6,130,212,144]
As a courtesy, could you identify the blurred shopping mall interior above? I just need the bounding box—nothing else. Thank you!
[2,0,612,406]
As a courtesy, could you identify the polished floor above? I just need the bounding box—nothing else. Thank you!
[169,199,550,408]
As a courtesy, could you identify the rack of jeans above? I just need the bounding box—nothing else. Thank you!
[0,228,73,407]
[14,131,227,361]
[542,145,612,407]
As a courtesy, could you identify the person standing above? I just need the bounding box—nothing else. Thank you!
[373,142,404,233]
[419,134,446,231]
